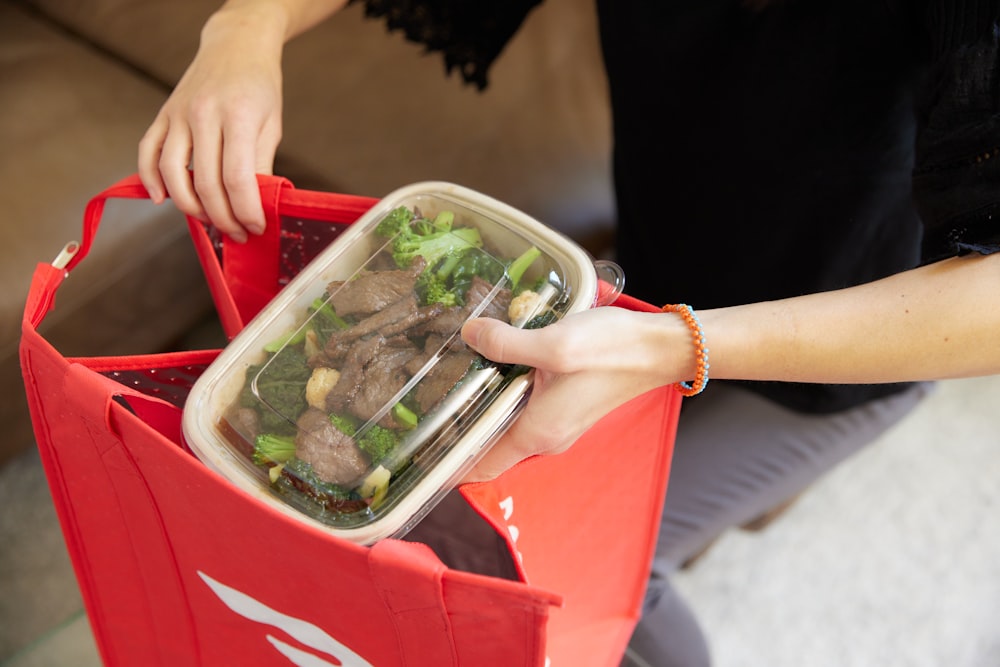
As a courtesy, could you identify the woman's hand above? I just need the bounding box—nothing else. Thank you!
[138,7,285,241]
[460,307,690,482]
[138,0,346,241]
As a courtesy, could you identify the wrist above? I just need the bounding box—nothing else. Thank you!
[204,1,290,51]
[620,309,704,390]
[210,0,347,43]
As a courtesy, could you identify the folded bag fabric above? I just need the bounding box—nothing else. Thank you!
[20,174,679,667]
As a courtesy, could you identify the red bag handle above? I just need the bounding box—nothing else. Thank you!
[196,176,376,337]
[30,173,377,335]
[68,174,154,272]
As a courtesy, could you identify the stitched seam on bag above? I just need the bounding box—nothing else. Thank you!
[20,347,120,663]
[368,558,456,665]
[101,410,203,663]
[68,349,222,372]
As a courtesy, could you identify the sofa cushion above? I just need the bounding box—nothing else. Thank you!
[0,2,214,464]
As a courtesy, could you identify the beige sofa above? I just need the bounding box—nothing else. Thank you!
[1,0,614,465]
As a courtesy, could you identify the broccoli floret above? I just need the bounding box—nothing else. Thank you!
[357,425,400,464]
[418,245,506,307]
[252,433,297,466]
[375,206,472,268]
[415,270,459,307]
[375,206,415,238]
[374,205,481,269]
[329,413,358,436]
[425,280,459,307]
[392,226,483,270]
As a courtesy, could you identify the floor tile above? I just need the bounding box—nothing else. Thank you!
[0,448,85,662]
[2,612,101,667]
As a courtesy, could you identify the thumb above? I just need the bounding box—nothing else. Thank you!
[462,317,547,367]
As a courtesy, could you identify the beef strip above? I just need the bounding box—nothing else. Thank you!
[467,274,512,321]
[414,347,478,414]
[324,335,383,413]
[404,333,451,377]
[321,297,444,362]
[324,334,421,428]
[295,408,369,486]
[348,338,421,427]
[326,257,425,318]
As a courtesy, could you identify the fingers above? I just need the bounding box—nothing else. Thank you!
[137,82,279,242]
[190,110,248,241]
[164,118,210,222]
[463,425,544,483]
[461,373,596,483]
[463,317,575,371]
[137,116,273,242]
[458,308,677,483]
[220,118,274,234]
[137,116,169,204]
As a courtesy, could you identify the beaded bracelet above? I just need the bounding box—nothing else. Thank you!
[661,303,710,397]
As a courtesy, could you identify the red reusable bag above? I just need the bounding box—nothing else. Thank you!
[20,175,679,667]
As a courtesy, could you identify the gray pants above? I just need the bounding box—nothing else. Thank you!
[625,381,932,667]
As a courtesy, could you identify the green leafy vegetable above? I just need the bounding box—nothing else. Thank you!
[309,297,350,331]
[392,402,419,429]
[241,347,312,433]
[277,457,353,501]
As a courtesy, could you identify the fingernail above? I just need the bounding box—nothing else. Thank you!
[461,319,482,349]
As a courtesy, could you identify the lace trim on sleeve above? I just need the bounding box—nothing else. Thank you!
[352,0,543,89]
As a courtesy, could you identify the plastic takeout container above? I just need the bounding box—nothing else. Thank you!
[182,182,624,544]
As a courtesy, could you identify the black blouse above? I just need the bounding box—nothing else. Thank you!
[356,0,1000,413]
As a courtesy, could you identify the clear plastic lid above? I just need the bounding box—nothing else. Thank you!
[182,182,621,544]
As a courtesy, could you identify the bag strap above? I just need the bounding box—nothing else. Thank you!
[72,174,153,272]
[192,176,377,337]
[217,176,291,329]
[23,175,151,330]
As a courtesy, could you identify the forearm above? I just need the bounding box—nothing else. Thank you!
[204,0,348,54]
[700,252,1000,385]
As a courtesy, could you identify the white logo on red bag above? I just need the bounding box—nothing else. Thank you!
[500,498,551,666]
[198,571,373,667]
[498,495,523,563]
